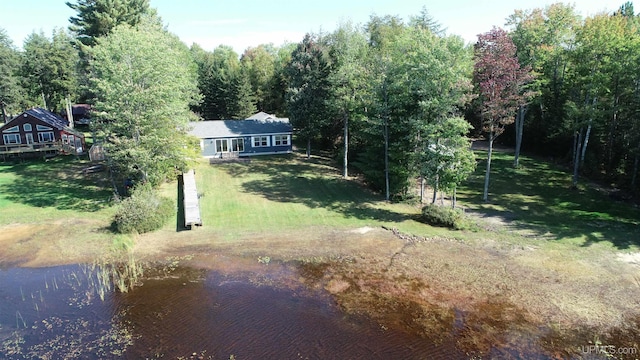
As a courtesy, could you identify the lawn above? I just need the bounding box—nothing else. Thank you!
[3,150,638,254]
[185,154,423,239]
[458,151,640,249]
[155,150,640,255]
[0,156,114,225]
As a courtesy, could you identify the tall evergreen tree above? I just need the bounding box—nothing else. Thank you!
[21,29,79,112]
[0,28,23,122]
[286,33,331,158]
[67,0,150,46]
[193,45,256,119]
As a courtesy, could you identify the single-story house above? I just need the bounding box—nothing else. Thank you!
[0,107,85,154]
[188,118,293,158]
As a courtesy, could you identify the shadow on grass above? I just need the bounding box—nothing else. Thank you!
[0,156,112,212]
[460,152,640,249]
[221,154,410,224]
[176,173,188,232]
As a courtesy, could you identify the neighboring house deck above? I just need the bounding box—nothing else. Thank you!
[188,116,292,158]
[0,108,85,160]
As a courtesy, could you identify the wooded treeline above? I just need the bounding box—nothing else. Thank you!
[1,1,639,201]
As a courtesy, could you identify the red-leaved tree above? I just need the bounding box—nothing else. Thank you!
[474,27,532,202]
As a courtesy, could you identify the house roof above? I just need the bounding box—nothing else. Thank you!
[189,119,292,139]
[25,107,70,129]
[246,111,289,123]
[3,108,83,137]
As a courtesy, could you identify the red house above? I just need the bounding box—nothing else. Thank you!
[0,108,85,156]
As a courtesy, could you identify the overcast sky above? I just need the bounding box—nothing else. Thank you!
[0,0,624,53]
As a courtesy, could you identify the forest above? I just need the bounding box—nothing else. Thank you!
[1,0,639,204]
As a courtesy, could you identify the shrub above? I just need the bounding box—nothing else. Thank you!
[113,185,174,234]
[420,204,472,230]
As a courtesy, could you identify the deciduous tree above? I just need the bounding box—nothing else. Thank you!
[90,23,200,188]
[474,27,532,201]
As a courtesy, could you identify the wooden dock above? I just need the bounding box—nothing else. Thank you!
[183,169,202,228]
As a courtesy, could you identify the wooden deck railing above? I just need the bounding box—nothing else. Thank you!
[0,141,83,156]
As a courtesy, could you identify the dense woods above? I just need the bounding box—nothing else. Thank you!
[1,1,639,201]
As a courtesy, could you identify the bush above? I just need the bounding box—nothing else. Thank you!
[420,204,472,230]
[113,185,174,234]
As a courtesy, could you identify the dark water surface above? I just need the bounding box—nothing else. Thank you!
[0,265,462,359]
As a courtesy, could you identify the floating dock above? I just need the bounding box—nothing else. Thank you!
[183,169,202,228]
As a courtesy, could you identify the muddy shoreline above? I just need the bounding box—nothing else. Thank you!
[2,223,639,358]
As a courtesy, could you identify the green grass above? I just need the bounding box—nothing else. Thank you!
[2,149,638,255]
[191,155,417,238]
[458,151,640,249]
[0,156,114,225]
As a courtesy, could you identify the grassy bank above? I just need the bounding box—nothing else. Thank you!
[459,151,640,249]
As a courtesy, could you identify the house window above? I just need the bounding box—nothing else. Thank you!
[23,124,32,132]
[252,136,269,147]
[3,134,21,144]
[38,132,55,142]
[26,133,34,145]
[3,126,19,133]
[62,134,68,144]
[215,139,228,153]
[273,135,290,146]
[231,138,244,152]
[36,125,52,131]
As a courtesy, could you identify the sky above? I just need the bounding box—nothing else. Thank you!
[0,0,626,53]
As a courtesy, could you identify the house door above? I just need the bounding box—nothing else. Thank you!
[25,133,34,145]
[215,139,228,153]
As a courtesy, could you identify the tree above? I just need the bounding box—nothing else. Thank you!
[474,27,532,201]
[241,45,276,112]
[67,0,150,46]
[355,14,473,201]
[506,3,580,161]
[327,22,370,178]
[286,33,331,158]
[21,29,80,112]
[0,28,23,122]
[421,117,476,208]
[89,23,200,189]
[193,45,256,119]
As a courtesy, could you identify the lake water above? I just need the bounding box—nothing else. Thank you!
[0,264,464,359]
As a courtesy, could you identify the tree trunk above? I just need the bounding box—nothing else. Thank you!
[0,102,7,124]
[514,105,526,168]
[420,176,425,203]
[573,129,583,188]
[306,137,311,159]
[606,95,619,174]
[632,153,639,188]
[384,117,389,201]
[65,97,74,129]
[343,112,348,178]
[581,122,591,165]
[431,175,438,204]
[482,131,494,202]
[452,186,457,209]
